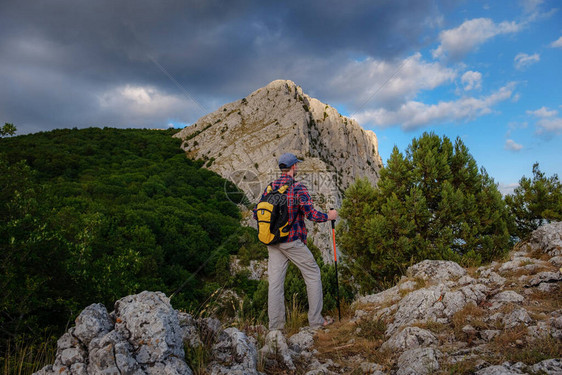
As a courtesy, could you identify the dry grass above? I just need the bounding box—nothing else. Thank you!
[325,298,354,322]
[185,344,211,375]
[525,286,562,313]
[487,324,562,365]
[527,244,552,262]
[451,303,487,338]
[413,276,429,290]
[438,359,479,375]
[413,319,449,335]
[352,295,397,316]
[259,353,309,375]
[284,294,308,336]
[491,324,528,350]
[310,315,397,374]
[1,337,56,375]
[354,316,386,340]
[502,267,533,280]
[465,266,480,278]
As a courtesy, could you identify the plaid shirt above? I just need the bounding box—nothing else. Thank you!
[254,174,328,244]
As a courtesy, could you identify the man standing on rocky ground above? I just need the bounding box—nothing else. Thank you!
[254,153,338,331]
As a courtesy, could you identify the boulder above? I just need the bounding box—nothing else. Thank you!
[114,291,185,364]
[481,330,501,341]
[355,284,401,307]
[288,328,315,353]
[87,330,141,375]
[34,291,193,375]
[387,285,449,335]
[73,303,113,347]
[381,326,438,351]
[209,327,259,375]
[498,257,534,274]
[406,260,467,283]
[259,330,295,370]
[549,256,562,267]
[477,268,506,286]
[477,359,562,375]
[387,281,489,335]
[489,291,524,309]
[178,312,202,348]
[475,363,526,375]
[530,358,562,374]
[396,347,441,375]
[528,221,562,257]
[503,308,533,329]
[527,271,562,287]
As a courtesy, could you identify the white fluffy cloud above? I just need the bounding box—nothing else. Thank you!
[98,85,201,127]
[551,36,562,48]
[353,83,515,129]
[432,18,521,59]
[526,106,557,117]
[329,53,457,109]
[461,71,482,90]
[536,117,562,134]
[514,53,540,70]
[527,106,562,134]
[505,139,523,151]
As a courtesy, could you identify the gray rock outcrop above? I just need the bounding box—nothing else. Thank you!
[527,221,562,257]
[347,222,561,374]
[476,359,562,375]
[396,347,441,375]
[259,330,295,370]
[209,327,260,375]
[381,326,438,351]
[36,291,192,375]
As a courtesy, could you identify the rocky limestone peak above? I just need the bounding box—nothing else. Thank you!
[174,80,383,257]
[174,79,382,200]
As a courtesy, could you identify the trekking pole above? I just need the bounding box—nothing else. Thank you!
[330,208,341,322]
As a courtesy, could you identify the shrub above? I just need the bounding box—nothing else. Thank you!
[339,132,512,293]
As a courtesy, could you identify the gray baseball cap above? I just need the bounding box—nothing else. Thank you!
[278,153,302,168]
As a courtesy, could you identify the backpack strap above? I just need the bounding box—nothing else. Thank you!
[280,181,297,236]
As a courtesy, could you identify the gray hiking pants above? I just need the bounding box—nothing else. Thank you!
[267,239,324,330]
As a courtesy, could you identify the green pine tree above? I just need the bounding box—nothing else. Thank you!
[505,163,562,239]
[339,132,512,293]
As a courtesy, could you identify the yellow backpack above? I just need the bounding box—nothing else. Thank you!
[256,183,293,245]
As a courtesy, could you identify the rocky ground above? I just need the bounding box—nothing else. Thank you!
[35,222,562,375]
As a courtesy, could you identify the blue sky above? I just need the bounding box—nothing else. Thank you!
[1,0,560,194]
[337,1,562,194]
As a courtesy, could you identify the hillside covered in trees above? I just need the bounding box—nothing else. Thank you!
[0,127,265,348]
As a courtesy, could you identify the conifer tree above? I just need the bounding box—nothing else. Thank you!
[505,163,562,239]
[339,132,511,293]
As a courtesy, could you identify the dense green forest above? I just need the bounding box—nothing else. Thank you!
[0,127,267,349]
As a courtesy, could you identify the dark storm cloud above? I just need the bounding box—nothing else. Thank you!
[0,0,443,133]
